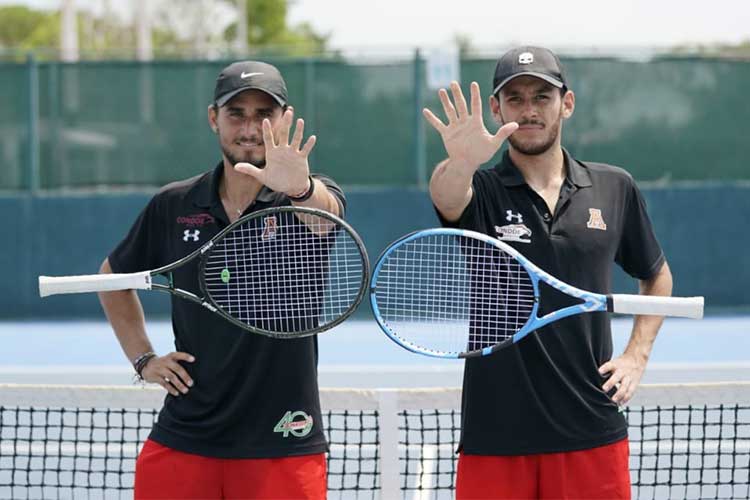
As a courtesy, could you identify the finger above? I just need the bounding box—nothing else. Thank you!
[469,82,482,117]
[492,121,519,145]
[300,135,316,157]
[262,119,276,148]
[450,81,469,119]
[602,376,618,393]
[291,118,305,150]
[166,352,196,363]
[165,368,191,394]
[610,377,631,404]
[598,361,614,375]
[422,108,447,132]
[278,108,293,146]
[234,162,263,179]
[161,375,180,396]
[438,88,458,123]
[602,369,628,393]
[617,383,637,405]
[165,359,194,389]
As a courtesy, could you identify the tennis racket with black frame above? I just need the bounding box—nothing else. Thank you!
[40,206,369,338]
[370,228,703,358]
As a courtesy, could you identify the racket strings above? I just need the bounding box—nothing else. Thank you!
[203,211,365,335]
[374,234,535,355]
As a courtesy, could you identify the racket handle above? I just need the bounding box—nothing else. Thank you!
[39,272,152,297]
[609,294,704,319]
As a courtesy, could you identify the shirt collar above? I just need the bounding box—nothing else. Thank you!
[495,148,592,188]
[190,161,278,209]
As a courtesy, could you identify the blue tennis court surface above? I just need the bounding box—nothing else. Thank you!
[1,316,749,386]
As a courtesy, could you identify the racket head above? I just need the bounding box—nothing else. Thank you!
[370,228,540,358]
[199,206,369,338]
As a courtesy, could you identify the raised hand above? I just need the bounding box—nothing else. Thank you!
[423,81,518,170]
[234,108,316,196]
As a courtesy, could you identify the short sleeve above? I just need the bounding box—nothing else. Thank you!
[434,173,486,230]
[615,178,665,280]
[108,195,164,274]
[313,174,347,216]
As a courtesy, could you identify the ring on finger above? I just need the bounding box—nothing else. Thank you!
[164,377,171,384]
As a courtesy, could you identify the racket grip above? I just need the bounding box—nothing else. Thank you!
[609,294,704,319]
[39,272,152,297]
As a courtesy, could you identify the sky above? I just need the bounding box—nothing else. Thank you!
[3,0,749,53]
[288,0,749,52]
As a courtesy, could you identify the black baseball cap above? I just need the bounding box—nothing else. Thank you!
[213,61,288,107]
[492,46,568,95]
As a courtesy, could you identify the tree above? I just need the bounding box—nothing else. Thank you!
[454,33,478,59]
[670,40,750,59]
[222,0,329,56]
[0,6,58,57]
[0,0,329,60]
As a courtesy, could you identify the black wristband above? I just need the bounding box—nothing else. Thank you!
[288,175,315,202]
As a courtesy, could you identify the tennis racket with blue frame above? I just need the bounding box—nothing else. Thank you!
[370,228,703,359]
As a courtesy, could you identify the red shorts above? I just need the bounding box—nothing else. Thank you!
[134,438,327,499]
[456,438,631,499]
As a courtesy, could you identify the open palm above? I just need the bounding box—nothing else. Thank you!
[234,108,316,196]
[423,82,518,169]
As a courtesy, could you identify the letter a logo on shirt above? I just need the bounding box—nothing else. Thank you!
[262,216,278,241]
[586,208,607,231]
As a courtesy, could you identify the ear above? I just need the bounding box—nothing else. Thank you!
[489,94,502,124]
[207,104,219,133]
[561,90,575,120]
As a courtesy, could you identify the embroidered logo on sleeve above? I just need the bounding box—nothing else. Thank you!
[586,208,607,231]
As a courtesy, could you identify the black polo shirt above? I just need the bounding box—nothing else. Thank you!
[437,149,664,455]
[108,162,345,458]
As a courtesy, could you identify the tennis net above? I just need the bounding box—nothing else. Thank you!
[2,383,750,499]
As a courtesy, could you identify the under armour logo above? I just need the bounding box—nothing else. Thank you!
[183,229,200,242]
[518,52,534,64]
[506,210,523,223]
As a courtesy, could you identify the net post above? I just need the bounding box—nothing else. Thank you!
[413,48,426,189]
[26,52,40,194]
[377,388,401,500]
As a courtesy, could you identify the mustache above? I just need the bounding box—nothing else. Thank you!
[234,137,264,146]
[517,120,545,127]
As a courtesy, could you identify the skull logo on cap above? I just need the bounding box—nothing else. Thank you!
[518,52,534,64]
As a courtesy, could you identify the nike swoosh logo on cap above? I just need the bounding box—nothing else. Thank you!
[240,72,264,79]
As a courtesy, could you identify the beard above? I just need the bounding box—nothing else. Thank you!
[507,118,561,156]
[218,129,266,167]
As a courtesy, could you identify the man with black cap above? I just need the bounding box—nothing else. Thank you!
[424,46,673,498]
[97,61,344,498]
